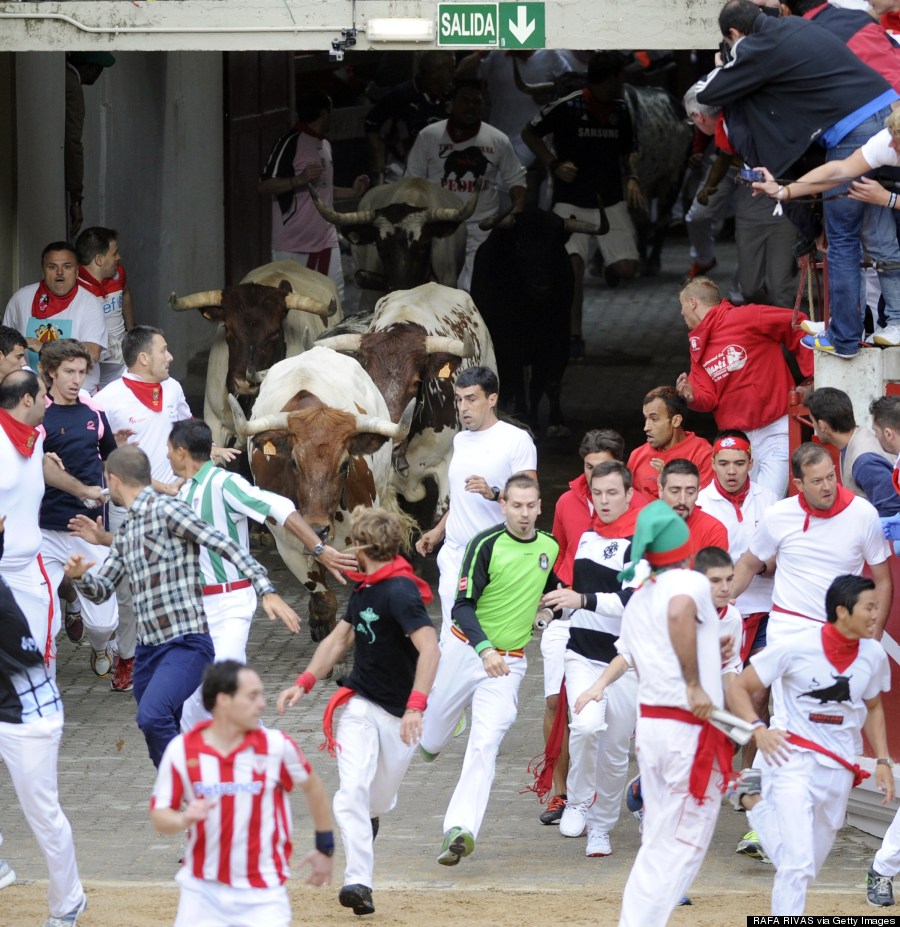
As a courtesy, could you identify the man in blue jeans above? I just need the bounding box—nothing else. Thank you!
[698,0,900,358]
[65,445,300,766]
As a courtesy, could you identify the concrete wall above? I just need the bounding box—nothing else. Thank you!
[5,51,223,383]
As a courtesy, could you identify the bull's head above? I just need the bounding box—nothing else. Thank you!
[309,183,481,292]
[229,393,415,541]
[512,57,558,103]
[317,327,475,425]
[169,282,333,397]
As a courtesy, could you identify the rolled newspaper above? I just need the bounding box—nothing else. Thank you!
[710,708,757,746]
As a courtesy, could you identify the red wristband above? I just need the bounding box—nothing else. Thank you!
[406,690,428,712]
[295,671,317,693]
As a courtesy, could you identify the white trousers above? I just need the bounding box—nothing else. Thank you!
[436,543,464,646]
[41,529,119,652]
[565,650,638,832]
[0,557,56,677]
[876,804,900,876]
[540,617,570,699]
[618,717,722,927]
[458,223,489,292]
[333,696,417,888]
[180,587,257,732]
[748,750,852,915]
[108,505,137,660]
[421,633,527,838]
[748,415,789,499]
[174,871,290,927]
[0,712,84,917]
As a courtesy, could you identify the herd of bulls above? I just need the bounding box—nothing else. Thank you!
[166,74,691,636]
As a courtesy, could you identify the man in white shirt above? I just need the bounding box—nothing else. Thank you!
[405,82,526,290]
[88,326,193,692]
[731,442,892,648]
[415,366,536,643]
[614,501,728,927]
[4,241,107,393]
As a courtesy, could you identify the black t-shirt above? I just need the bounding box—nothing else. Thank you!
[339,575,434,717]
[528,89,635,208]
[0,566,63,724]
[363,78,449,160]
[40,398,116,531]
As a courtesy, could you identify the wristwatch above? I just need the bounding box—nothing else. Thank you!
[877,758,894,768]
[312,542,325,557]
[490,486,501,502]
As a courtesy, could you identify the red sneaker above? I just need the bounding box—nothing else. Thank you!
[111,656,134,692]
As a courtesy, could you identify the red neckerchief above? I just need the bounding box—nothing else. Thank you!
[713,475,750,523]
[582,87,614,124]
[821,621,860,674]
[31,281,78,320]
[295,121,327,140]
[797,484,855,532]
[447,116,481,144]
[0,408,39,458]
[121,375,163,413]
[77,266,103,297]
[893,463,900,496]
[591,504,639,539]
[344,554,434,605]
[320,686,355,757]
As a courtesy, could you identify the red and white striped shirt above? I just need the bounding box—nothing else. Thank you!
[151,722,311,888]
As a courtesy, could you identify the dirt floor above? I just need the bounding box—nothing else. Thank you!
[2,881,892,927]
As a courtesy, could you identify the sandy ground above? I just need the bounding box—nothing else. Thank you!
[2,881,892,927]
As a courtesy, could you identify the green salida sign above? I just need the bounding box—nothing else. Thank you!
[437,2,545,49]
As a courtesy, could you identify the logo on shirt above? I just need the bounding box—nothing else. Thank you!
[539,553,549,571]
[703,344,748,382]
[356,606,380,645]
[799,673,852,705]
[459,576,468,592]
[193,780,264,798]
[86,420,96,431]
[603,541,619,560]
[34,321,64,343]
[808,712,844,725]
[689,336,700,352]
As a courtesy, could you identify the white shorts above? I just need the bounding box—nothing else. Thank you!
[540,617,571,698]
[554,200,638,266]
[174,871,290,927]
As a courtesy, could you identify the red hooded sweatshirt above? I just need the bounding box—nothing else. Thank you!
[686,300,813,432]
[627,432,714,501]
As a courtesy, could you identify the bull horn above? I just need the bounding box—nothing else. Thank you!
[169,290,223,311]
[228,394,290,438]
[512,56,555,99]
[478,205,516,231]
[308,185,375,227]
[422,178,482,225]
[354,398,416,440]
[424,334,476,358]
[564,217,610,236]
[284,292,331,319]
[317,334,363,353]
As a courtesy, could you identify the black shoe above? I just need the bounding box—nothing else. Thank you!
[339,883,375,916]
[539,794,566,825]
[371,817,380,840]
[868,865,896,907]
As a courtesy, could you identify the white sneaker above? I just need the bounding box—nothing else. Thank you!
[0,859,15,889]
[874,323,900,347]
[559,793,596,837]
[800,319,826,336]
[585,829,612,857]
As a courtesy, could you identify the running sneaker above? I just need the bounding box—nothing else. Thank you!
[736,829,771,863]
[800,331,856,358]
[437,826,475,866]
[585,829,612,857]
[559,793,596,838]
[110,656,134,692]
[867,864,896,907]
[539,794,566,825]
[89,647,112,678]
[0,859,15,890]
[42,895,87,927]
[726,767,761,812]
[339,883,375,916]
[64,604,84,644]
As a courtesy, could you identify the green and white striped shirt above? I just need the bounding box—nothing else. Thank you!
[179,460,296,585]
